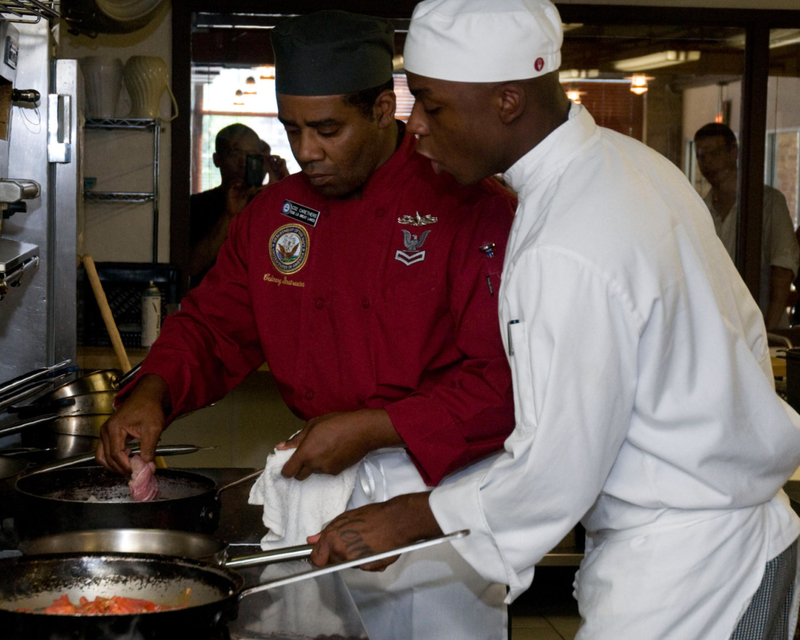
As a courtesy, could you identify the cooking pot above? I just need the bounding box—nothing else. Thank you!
[0,532,465,639]
[14,466,262,540]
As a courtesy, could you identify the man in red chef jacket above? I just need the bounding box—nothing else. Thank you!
[97,10,516,640]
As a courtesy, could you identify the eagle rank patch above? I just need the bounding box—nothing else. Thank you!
[395,229,431,266]
[270,224,310,274]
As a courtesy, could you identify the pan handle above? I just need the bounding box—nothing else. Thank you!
[215,468,265,495]
[0,412,63,437]
[239,529,470,599]
[0,379,56,413]
[224,543,313,569]
[115,362,143,391]
[0,364,79,411]
[0,359,73,401]
[19,444,205,476]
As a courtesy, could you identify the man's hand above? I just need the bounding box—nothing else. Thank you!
[308,492,443,571]
[96,374,171,476]
[278,409,403,480]
[266,154,290,184]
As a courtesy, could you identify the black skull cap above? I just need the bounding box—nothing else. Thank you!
[272,10,395,96]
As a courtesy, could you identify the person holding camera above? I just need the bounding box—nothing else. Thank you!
[188,124,289,288]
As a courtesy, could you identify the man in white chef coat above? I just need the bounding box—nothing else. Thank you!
[308,1,800,638]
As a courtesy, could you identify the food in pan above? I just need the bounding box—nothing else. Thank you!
[18,594,182,615]
[128,454,160,502]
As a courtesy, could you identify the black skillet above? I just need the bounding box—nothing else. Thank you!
[13,466,262,540]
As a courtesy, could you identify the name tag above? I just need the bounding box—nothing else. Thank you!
[281,200,320,227]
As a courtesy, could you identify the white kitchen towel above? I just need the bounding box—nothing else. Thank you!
[248,448,359,550]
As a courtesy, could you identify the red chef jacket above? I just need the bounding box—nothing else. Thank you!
[131,129,516,485]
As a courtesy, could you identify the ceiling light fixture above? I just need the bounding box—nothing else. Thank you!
[629,75,650,95]
[566,85,586,103]
[243,76,257,95]
[258,66,275,80]
[614,50,700,72]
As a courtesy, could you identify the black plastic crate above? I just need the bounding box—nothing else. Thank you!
[77,262,180,348]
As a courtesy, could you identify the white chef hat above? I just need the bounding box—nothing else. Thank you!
[404,0,563,83]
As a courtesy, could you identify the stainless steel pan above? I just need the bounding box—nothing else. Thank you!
[19,528,314,568]
[0,360,77,411]
[47,364,140,400]
[0,531,467,639]
[0,415,111,458]
[8,391,116,419]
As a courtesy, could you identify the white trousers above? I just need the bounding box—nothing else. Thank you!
[343,449,507,640]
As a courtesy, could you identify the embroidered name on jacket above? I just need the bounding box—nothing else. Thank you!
[395,229,431,266]
[270,224,310,275]
[281,200,320,227]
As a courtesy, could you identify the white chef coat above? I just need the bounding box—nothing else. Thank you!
[429,103,800,639]
[703,186,800,327]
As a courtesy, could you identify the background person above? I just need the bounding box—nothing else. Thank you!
[189,124,289,287]
[97,10,516,640]
[308,2,800,639]
[694,122,799,330]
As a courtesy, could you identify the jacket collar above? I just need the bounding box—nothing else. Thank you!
[360,121,415,200]
[503,103,598,201]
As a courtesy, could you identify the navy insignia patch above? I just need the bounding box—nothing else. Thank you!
[395,229,431,266]
[398,211,438,226]
[281,200,320,227]
[270,224,310,274]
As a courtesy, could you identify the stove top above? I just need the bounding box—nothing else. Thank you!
[1,467,369,640]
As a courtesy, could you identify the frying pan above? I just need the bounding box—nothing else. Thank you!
[13,466,263,540]
[47,364,140,400]
[0,414,110,461]
[0,360,73,400]
[7,391,116,420]
[0,532,466,639]
[0,364,139,418]
[0,444,199,524]
[0,363,78,412]
[18,528,315,569]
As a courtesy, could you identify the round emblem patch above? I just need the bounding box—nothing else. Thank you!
[535,57,545,72]
[282,202,292,214]
[269,224,310,275]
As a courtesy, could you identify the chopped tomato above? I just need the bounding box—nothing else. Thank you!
[36,594,181,615]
